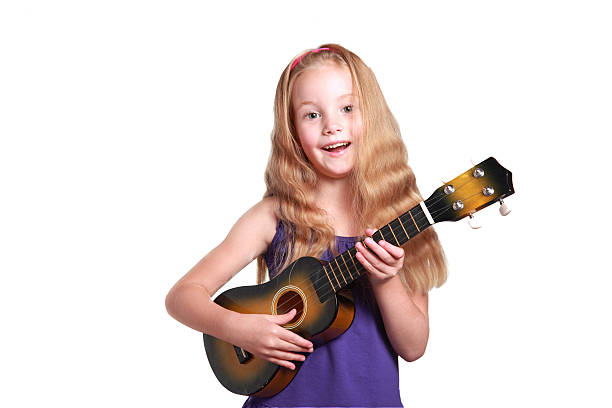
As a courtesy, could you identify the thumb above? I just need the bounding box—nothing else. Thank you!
[269,309,296,324]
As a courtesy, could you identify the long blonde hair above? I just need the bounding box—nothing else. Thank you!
[256,43,447,293]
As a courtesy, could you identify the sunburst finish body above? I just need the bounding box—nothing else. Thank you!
[203,256,355,397]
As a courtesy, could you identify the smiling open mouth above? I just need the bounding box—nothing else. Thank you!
[322,142,351,153]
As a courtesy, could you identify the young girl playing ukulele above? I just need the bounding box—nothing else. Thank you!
[166,44,447,408]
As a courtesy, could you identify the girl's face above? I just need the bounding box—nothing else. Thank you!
[291,63,362,181]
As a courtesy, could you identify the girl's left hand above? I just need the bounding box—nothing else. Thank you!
[355,228,405,285]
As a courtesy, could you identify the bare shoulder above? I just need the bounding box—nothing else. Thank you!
[171,196,279,297]
[226,195,279,258]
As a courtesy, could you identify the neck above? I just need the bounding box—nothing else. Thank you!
[314,175,353,209]
[314,175,358,236]
[316,200,434,297]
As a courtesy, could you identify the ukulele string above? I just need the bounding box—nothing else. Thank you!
[273,184,483,314]
[273,186,486,314]
[273,185,488,315]
[272,178,470,309]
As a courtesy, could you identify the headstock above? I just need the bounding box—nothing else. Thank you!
[425,157,514,223]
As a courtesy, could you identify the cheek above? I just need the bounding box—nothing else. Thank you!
[295,136,316,164]
[300,140,319,162]
[296,126,317,151]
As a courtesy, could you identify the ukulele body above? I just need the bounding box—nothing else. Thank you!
[203,256,355,397]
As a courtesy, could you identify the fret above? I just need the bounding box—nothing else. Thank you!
[334,258,347,285]
[340,253,354,280]
[377,225,388,243]
[322,264,336,291]
[352,247,367,274]
[402,212,420,237]
[397,216,410,240]
[386,223,400,246]
[330,259,342,288]
[347,249,360,276]
[408,208,421,232]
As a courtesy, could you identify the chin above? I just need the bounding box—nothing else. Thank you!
[319,169,354,180]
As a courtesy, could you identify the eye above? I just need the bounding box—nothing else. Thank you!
[306,112,320,119]
[342,105,353,113]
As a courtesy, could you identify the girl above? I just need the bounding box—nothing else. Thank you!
[165,44,447,408]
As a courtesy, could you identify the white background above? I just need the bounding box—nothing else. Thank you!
[1,1,611,407]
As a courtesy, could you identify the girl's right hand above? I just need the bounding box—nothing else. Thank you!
[230,309,314,370]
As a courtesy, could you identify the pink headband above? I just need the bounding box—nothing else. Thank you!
[290,47,330,71]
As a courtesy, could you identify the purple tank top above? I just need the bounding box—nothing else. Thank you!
[242,221,403,408]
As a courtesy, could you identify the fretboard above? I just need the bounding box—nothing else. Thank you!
[320,201,435,293]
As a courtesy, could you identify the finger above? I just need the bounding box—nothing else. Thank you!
[267,308,296,323]
[355,246,376,270]
[269,349,307,363]
[363,237,395,263]
[356,241,383,269]
[357,240,390,268]
[355,250,388,279]
[268,357,296,370]
[277,338,313,353]
[364,228,404,259]
[279,329,314,350]
[379,240,405,259]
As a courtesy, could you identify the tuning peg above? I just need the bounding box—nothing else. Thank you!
[499,199,511,216]
[468,214,481,229]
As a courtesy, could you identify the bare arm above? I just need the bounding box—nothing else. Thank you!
[165,197,313,370]
[369,277,429,362]
[165,198,274,333]
[355,228,430,362]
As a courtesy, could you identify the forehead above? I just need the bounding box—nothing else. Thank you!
[291,64,354,109]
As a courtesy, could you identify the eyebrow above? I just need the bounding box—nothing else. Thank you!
[296,93,355,109]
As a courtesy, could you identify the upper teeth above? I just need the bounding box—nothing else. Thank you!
[323,142,349,150]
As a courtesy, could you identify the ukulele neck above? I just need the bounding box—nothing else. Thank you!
[322,201,435,293]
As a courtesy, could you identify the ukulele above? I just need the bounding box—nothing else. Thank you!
[203,157,514,396]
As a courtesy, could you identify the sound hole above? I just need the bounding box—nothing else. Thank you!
[276,290,304,326]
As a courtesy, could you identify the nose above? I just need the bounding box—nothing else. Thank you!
[322,113,343,135]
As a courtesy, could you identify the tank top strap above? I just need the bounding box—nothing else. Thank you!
[264,219,289,279]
